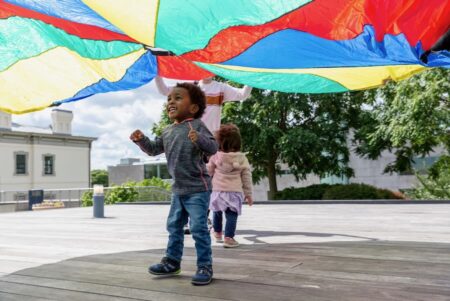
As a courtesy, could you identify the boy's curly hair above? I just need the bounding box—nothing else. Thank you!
[175,82,206,119]
[216,123,242,153]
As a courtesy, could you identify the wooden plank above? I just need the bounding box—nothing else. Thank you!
[9,262,313,301]
[0,292,55,301]
[0,281,155,301]
[241,271,450,301]
[1,275,229,301]
[292,254,450,281]
[262,242,450,264]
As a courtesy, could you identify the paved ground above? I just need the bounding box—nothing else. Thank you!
[0,204,449,300]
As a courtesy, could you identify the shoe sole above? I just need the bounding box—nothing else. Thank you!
[192,278,213,285]
[223,244,239,248]
[148,269,181,276]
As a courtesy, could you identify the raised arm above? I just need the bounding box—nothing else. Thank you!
[154,76,172,96]
[222,84,253,102]
[130,130,164,156]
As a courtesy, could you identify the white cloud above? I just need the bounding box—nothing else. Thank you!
[13,80,179,170]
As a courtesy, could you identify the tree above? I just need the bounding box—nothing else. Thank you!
[222,89,366,199]
[354,69,450,173]
[91,169,109,187]
[152,104,171,136]
[408,156,450,200]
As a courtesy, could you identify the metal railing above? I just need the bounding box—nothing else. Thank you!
[0,186,171,205]
[102,186,172,203]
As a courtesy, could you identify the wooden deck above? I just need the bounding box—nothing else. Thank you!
[0,204,449,300]
[1,241,450,301]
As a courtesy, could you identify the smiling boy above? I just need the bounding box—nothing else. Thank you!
[130,83,218,285]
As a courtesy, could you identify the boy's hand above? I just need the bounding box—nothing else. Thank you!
[188,129,198,143]
[130,129,144,142]
[245,196,253,206]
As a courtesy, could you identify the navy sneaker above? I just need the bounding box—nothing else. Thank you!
[148,257,181,276]
[191,265,213,285]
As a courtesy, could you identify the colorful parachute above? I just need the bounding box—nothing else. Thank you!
[0,0,449,114]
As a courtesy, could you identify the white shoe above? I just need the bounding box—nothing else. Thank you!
[213,232,223,243]
[223,237,239,248]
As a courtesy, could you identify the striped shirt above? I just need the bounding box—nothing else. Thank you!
[134,119,218,195]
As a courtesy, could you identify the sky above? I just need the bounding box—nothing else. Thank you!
[13,80,178,170]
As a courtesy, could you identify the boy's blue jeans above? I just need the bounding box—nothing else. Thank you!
[166,191,212,267]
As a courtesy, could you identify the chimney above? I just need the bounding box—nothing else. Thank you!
[51,109,73,135]
[0,110,12,130]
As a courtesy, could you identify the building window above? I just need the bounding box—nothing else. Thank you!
[144,164,158,179]
[159,164,172,179]
[320,174,349,185]
[400,156,439,176]
[144,163,172,180]
[14,152,28,175]
[43,154,55,175]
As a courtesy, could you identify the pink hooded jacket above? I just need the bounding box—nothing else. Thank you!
[207,151,252,197]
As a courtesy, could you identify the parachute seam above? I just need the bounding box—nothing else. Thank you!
[153,0,161,46]
[199,25,423,66]
[196,62,352,92]
[0,36,143,73]
[0,6,134,43]
[180,0,315,58]
[52,51,151,107]
[1,48,147,114]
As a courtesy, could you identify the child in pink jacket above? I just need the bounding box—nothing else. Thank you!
[207,124,253,248]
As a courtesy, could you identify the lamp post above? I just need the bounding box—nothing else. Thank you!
[93,184,104,218]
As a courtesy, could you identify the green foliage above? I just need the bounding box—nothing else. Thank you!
[152,104,171,136]
[140,177,171,191]
[407,155,450,200]
[274,184,331,200]
[428,155,450,180]
[322,183,400,200]
[91,169,108,187]
[107,182,139,204]
[81,191,93,207]
[275,183,401,200]
[136,177,172,202]
[354,69,450,173]
[81,178,172,206]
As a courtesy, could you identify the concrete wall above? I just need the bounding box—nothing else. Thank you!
[348,146,445,191]
[108,165,144,185]
[348,149,416,190]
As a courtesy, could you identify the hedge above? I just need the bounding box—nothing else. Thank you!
[275,183,402,200]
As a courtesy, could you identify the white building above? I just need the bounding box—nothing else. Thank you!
[0,109,96,192]
[108,156,170,186]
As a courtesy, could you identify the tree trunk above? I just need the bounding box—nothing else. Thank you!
[267,158,278,200]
